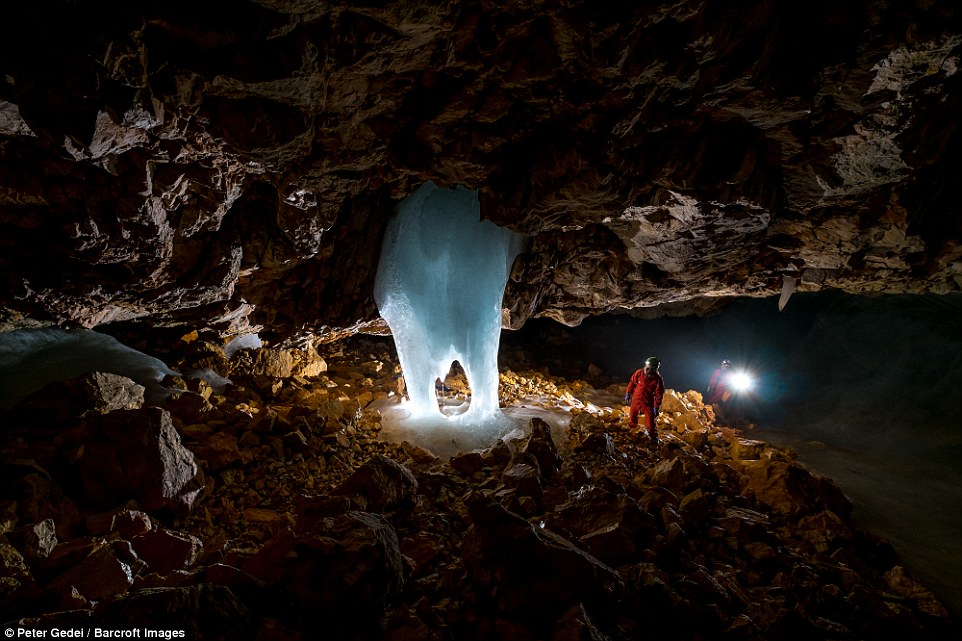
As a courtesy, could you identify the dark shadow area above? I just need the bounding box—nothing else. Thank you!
[502,290,962,613]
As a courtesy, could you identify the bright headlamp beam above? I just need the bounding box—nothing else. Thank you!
[729,371,754,392]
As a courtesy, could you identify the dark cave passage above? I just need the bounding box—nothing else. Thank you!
[503,291,962,613]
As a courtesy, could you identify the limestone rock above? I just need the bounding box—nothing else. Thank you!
[576,432,621,460]
[463,499,621,623]
[78,408,205,514]
[450,451,487,475]
[282,511,404,638]
[332,455,418,514]
[4,472,83,540]
[551,603,612,641]
[86,508,153,539]
[732,459,852,518]
[501,461,543,503]
[5,518,57,561]
[885,565,951,619]
[547,486,655,566]
[399,531,447,575]
[131,528,203,576]
[1,3,959,340]
[522,416,563,479]
[46,543,136,601]
[163,391,220,425]
[0,538,33,593]
[250,349,296,378]
[14,372,145,425]
[729,438,767,460]
[186,431,242,471]
[646,454,708,493]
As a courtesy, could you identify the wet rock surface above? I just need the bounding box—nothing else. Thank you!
[0,334,958,640]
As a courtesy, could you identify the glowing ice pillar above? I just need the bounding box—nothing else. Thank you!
[374,181,525,422]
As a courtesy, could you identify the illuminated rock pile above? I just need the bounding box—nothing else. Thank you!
[0,335,956,640]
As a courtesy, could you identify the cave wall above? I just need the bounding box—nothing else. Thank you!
[1,0,960,343]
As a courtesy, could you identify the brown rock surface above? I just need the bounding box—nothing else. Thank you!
[0,2,959,341]
[332,453,418,513]
[78,408,206,514]
[283,510,405,638]
[0,334,957,640]
[462,498,622,622]
[46,542,136,601]
[12,372,145,425]
[131,528,203,576]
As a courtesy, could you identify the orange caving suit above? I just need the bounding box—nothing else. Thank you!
[626,368,665,436]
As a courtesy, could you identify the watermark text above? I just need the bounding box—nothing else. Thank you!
[4,629,186,639]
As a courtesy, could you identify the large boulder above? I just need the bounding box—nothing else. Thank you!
[731,459,852,518]
[250,348,295,378]
[2,469,84,539]
[131,528,203,576]
[522,416,563,479]
[13,372,145,426]
[282,510,404,639]
[5,518,57,562]
[462,499,622,626]
[546,486,656,566]
[332,455,418,514]
[46,540,138,601]
[78,408,205,514]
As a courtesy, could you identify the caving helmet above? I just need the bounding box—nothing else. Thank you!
[645,356,661,370]
[721,359,731,368]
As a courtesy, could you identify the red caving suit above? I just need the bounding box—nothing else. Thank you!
[707,367,731,405]
[626,368,665,436]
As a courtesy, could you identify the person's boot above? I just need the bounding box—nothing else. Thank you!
[648,430,660,444]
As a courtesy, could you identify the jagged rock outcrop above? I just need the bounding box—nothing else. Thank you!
[1,1,960,342]
[11,372,145,427]
[77,408,206,514]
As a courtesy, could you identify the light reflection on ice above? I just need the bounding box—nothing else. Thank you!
[373,181,525,450]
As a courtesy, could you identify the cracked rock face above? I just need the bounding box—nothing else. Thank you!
[0,1,960,342]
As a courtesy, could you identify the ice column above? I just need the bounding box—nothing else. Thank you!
[374,181,525,426]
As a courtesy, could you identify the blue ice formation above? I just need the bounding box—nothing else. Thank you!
[0,328,251,407]
[224,333,263,358]
[374,182,525,443]
[0,328,179,407]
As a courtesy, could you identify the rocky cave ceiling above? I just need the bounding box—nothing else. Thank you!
[1,1,960,345]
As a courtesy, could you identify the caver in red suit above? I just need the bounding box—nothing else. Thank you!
[706,360,732,405]
[624,357,665,439]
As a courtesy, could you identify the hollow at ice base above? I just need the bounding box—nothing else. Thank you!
[375,395,575,459]
[377,400,523,458]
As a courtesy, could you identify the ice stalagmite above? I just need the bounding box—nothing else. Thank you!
[374,182,525,447]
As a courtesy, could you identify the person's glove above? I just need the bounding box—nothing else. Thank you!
[624,392,630,406]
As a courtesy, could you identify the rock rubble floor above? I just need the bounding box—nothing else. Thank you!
[1,334,958,641]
